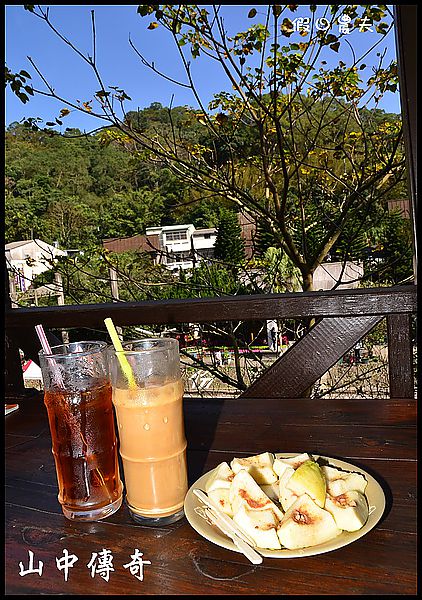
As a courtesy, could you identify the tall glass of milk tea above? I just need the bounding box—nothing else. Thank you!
[108,338,188,525]
[39,341,123,521]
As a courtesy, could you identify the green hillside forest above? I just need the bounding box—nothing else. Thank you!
[5,101,413,305]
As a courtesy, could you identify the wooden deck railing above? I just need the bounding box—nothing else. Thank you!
[5,282,416,399]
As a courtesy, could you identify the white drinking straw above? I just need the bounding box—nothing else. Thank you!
[35,324,65,389]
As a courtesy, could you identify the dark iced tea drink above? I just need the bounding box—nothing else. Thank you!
[39,341,123,521]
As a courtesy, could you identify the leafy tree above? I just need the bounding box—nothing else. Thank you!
[5,196,43,242]
[5,66,34,104]
[31,247,175,306]
[97,190,165,240]
[44,198,98,249]
[252,247,302,294]
[213,209,245,266]
[176,195,226,228]
[254,212,280,257]
[10,4,409,291]
[4,121,172,246]
[366,208,413,285]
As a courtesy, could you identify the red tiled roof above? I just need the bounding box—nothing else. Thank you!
[103,234,160,253]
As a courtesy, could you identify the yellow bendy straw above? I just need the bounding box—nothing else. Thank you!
[104,317,136,389]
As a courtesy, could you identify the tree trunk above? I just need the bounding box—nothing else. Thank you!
[301,271,314,293]
[230,323,247,391]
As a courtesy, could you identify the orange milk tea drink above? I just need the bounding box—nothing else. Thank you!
[108,338,188,525]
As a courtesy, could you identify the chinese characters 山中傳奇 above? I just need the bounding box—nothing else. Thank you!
[18,548,151,582]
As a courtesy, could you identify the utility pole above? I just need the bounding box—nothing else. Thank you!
[4,260,25,393]
[8,270,18,308]
[109,266,123,338]
[109,266,119,302]
[54,271,69,344]
[190,236,197,269]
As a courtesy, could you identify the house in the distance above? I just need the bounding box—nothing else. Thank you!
[5,239,66,293]
[313,261,364,291]
[103,224,217,271]
[102,232,161,259]
[238,211,256,259]
[387,198,411,219]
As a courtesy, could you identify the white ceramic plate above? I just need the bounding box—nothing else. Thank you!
[184,454,386,559]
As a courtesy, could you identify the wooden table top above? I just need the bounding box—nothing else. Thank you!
[5,390,417,595]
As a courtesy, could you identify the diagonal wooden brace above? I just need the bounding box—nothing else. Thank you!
[240,315,383,398]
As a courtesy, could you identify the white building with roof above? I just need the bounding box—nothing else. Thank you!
[313,261,364,291]
[145,224,217,271]
[5,239,66,292]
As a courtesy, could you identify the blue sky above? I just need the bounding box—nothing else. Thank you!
[5,4,401,132]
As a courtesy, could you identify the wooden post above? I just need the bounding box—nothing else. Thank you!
[394,5,418,283]
[387,313,414,399]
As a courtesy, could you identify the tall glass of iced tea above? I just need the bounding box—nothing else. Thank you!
[39,341,123,521]
[108,338,188,525]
